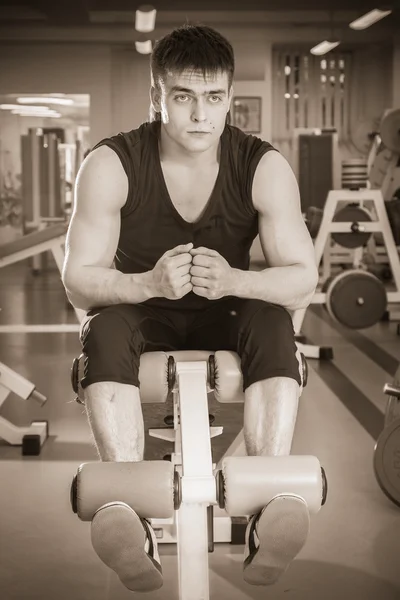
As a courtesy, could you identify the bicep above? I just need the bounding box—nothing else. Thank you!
[253,151,316,269]
[63,146,128,279]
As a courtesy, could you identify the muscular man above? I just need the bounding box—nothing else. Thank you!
[62,24,318,593]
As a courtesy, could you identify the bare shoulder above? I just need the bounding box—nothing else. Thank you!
[252,149,299,214]
[75,144,128,213]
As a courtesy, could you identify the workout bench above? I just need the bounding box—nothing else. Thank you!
[70,350,327,600]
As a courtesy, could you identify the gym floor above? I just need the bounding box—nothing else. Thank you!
[0,260,400,600]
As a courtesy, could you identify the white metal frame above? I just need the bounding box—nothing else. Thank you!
[148,359,226,600]
[0,361,47,448]
[293,188,400,334]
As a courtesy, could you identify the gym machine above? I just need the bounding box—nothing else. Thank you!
[70,349,327,600]
[299,109,400,333]
[0,361,48,455]
[0,222,84,332]
[295,187,400,334]
[374,362,400,507]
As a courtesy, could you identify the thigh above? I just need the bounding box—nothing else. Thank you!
[185,297,263,351]
[80,303,183,353]
[186,298,301,389]
[79,303,184,389]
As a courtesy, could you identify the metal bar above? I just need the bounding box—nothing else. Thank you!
[175,361,216,600]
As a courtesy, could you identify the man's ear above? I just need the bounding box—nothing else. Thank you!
[150,86,162,113]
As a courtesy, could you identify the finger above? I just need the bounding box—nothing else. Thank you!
[192,254,213,267]
[173,253,193,267]
[192,285,207,297]
[165,243,194,257]
[190,265,209,278]
[191,277,209,288]
[190,247,219,257]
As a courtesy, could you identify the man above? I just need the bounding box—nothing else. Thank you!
[62,23,318,593]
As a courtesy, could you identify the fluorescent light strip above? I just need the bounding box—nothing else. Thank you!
[349,9,392,30]
[17,97,74,106]
[1,104,54,112]
[11,110,61,118]
[135,40,153,54]
[135,5,156,33]
[310,40,340,56]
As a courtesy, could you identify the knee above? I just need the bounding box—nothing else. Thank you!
[243,302,295,343]
[239,301,300,389]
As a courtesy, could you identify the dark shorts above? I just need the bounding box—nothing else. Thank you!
[79,298,302,391]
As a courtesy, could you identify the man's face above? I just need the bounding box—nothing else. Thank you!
[151,69,233,153]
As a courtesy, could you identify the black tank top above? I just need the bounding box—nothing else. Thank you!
[92,121,276,310]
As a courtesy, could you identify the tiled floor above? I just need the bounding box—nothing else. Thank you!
[1,261,400,600]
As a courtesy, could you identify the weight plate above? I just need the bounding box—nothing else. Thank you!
[380,108,400,154]
[332,205,372,249]
[325,270,387,329]
[373,418,400,507]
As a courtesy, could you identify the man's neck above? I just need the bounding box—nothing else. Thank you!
[158,125,221,168]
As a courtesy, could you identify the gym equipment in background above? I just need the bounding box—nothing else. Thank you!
[0,361,48,455]
[70,349,327,600]
[0,222,84,332]
[293,128,341,213]
[294,188,400,334]
[374,363,400,507]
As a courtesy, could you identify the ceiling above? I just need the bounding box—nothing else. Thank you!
[0,0,399,26]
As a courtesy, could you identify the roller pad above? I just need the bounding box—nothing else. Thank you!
[243,495,310,586]
[91,501,163,592]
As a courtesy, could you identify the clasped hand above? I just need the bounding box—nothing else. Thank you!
[189,246,233,299]
[152,242,235,300]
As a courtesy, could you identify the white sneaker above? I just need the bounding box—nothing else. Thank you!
[91,501,163,592]
[243,494,310,586]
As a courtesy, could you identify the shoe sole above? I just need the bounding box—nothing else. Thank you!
[91,502,163,592]
[243,495,310,586]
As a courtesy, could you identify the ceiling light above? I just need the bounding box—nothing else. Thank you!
[17,97,74,106]
[135,40,153,55]
[135,5,156,33]
[11,110,61,118]
[310,40,340,56]
[349,8,392,30]
[1,104,54,112]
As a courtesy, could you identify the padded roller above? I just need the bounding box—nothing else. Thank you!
[140,350,244,403]
[220,455,324,516]
[214,351,244,402]
[139,352,170,403]
[73,460,176,521]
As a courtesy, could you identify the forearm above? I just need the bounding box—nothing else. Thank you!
[63,266,158,311]
[230,264,318,311]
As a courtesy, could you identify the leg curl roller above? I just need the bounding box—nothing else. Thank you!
[71,460,181,520]
[216,455,327,515]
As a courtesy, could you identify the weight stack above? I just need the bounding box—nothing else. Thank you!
[341,159,368,190]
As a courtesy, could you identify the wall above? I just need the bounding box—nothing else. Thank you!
[0,27,398,168]
[0,44,112,145]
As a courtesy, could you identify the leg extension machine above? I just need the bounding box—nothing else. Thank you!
[70,350,328,600]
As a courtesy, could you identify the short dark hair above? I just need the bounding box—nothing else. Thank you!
[149,24,234,121]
